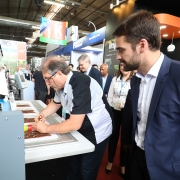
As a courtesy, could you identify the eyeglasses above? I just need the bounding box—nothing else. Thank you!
[44,71,58,82]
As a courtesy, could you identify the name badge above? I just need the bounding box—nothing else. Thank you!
[62,107,66,121]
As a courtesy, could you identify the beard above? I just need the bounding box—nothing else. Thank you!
[120,52,140,71]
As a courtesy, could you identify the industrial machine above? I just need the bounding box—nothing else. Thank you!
[0,95,25,180]
[0,84,94,179]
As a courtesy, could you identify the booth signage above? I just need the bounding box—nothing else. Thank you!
[73,38,85,49]
[47,26,106,56]
[72,27,106,50]
[40,17,68,45]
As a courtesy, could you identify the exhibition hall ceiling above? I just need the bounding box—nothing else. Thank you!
[0,0,113,59]
[0,0,180,60]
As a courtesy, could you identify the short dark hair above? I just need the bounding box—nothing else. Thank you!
[69,63,74,68]
[113,10,161,51]
[92,64,98,68]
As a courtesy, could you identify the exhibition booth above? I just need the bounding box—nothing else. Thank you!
[47,26,106,69]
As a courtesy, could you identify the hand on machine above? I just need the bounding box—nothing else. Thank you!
[31,113,49,133]
[34,113,46,122]
[24,113,48,133]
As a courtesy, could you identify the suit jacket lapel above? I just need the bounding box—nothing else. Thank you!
[146,55,171,128]
[88,67,92,76]
[131,76,141,135]
[104,75,109,90]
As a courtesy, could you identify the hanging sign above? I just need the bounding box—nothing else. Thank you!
[40,17,68,45]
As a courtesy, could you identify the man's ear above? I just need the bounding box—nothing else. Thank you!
[139,39,147,53]
[57,71,61,75]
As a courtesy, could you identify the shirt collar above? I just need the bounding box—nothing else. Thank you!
[63,71,73,94]
[86,65,92,75]
[136,53,164,79]
[102,74,108,79]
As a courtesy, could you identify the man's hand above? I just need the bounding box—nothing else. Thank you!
[32,121,49,133]
[117,102,122,110]
[34,113,46,122]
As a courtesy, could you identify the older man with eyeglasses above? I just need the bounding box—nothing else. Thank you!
[33,56,113,180]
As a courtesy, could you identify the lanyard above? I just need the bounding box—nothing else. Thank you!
[119,80,126,95]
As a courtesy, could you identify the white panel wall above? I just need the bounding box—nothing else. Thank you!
[97,52,103,69]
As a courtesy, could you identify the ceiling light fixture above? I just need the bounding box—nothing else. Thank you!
[160,25,167,30]
[110,0,126,9]
[71,8,78,16]
[32,25,40,29]
[163,34,168,37]
[44,0,65,7]
[167,32,175,52]
[25,37,36,40]
[0,18,30,25]
[86,21,96,31]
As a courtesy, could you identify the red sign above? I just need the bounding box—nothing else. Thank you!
[17,42,26,60]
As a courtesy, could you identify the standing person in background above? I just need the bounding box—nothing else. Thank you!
[24,64,32,80]
[14,66,24,99]
[68,63,74,71]
[30,70,35,79]
[33,56,113,180]
[15,66,23,75]
[92,64,98,69]
[106,64,133,174]
[76,66,81,72]
[32,68,48,104]
[113,10,180,180]
[47,85,55,103]
[4,64,9,79]
[100,63,113,97]
[78,54,102,86]
[0,62,8,96]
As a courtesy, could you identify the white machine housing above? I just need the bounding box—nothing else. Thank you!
[15,74,28,89]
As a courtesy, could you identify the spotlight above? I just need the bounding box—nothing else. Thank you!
[85,21,91,27]
[85,21,96,31]
[71,8,78,16]
[167,32,175,52]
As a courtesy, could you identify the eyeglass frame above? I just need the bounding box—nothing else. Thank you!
[44,71,58,82]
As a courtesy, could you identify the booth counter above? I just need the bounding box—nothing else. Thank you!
[17,100,95,164]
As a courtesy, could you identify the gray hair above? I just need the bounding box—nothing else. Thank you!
[41,56,70,75]
[77,54,90,63]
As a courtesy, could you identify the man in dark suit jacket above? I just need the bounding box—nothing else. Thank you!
[100,63,113,96]
[113,10,180,180]
[78,54,102,86]
[121,89,132,180]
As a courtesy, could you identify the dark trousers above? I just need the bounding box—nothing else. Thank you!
[130,144,150,180]
[67,137,109,180]
[108,108,123,163]
[35,91,47,104]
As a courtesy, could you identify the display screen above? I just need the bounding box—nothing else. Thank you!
[20,75,25,82]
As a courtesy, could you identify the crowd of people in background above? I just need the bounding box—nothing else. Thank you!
[11,53,135,179]
[1,9,180,180]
